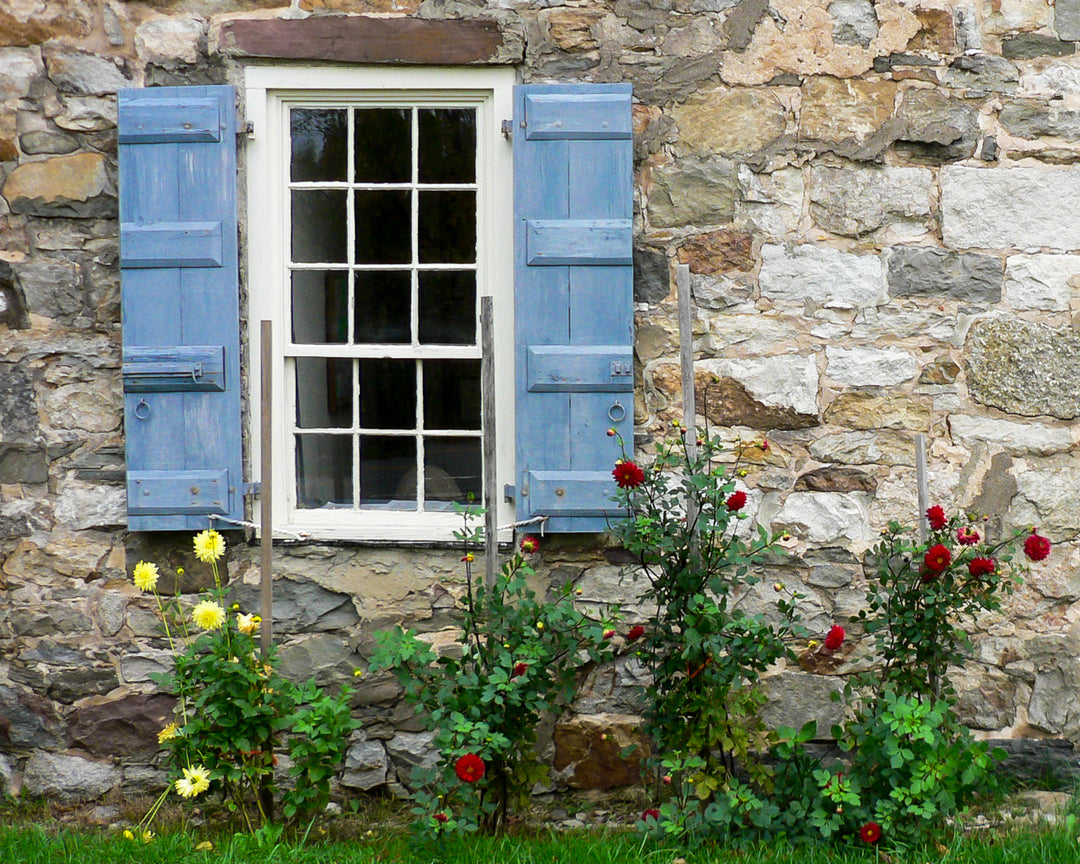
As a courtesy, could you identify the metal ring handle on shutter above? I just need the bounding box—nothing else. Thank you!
[134,398,152,420]
[607,400,626,423]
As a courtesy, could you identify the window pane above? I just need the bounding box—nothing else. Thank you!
[353,108,410,183]
[291,270,348,344]
[418,191,475,264]
[418,271,475,345]
[360,435,417,508]
[296,434,353,508]
[359,359,415,429]
[418,108,476,183]
[424,437,481,508]
[355,190,411,264]
[295,357,352,428]
[292,190,347,263]
[354,270,410,344]
[291,108,347,182]
[423,359,480,430]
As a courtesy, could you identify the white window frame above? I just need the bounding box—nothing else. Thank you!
[245,65,516,542]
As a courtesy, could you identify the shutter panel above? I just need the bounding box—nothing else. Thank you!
[118,85,243,531]
[513,84,634,533]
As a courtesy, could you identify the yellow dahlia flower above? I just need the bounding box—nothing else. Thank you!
[236,613,259,635]
[193,529,225,563]
[192,600,225,631]
[157,722,180,743]
[175,765,211,798]
[132,561,159,592]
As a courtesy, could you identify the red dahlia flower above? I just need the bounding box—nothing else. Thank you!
[626,624,645,642]
[859,822,882,844]
[641,808,660,822]
[1024,531,1051,562]
[956,526,980,546]
[520,535,540,554]
[612,460,645,489]
[968,557,996,578]
[926,505,948,531]
[824,625,845,652]
[434,812,448,824]
[454,753,485,784]
[725,490,747,511]
[923,543,952,576]
[512,662,527,678]
[603,629,615,639]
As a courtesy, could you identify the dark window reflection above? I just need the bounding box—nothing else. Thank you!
[295,357,352,428]
[354,271,410,344]
[424,436,481,506]
[354,108,410,183]
[359,359,415,429]
[419,108,476,183]
[355,190,411,264]
[360,435,417,507]
[418,271,475,344]
[292,190,347,263]
[291,108,347,182]
[423,360,480,430]
[418,191,475,264]
[291,270,348,344]
[296,433,353,508]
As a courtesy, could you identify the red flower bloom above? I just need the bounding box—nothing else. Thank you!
[859,822,882,844]
[956,526,980,546]
[725,490,748,512]
[926,505,948,531]
[1024,531,1051,562]
[626,625,645,642]
[968,557,996,578]
[512,662,527,678]
[603,629,615,639]
[612,460,645,489]
[454,753,485,784]
[824,625,845,652]
[923,543,952,576]
[520,535,540,554]
[641,808,660,822]
[434,812,449,824]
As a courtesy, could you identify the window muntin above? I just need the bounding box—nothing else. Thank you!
[287,103,482,514]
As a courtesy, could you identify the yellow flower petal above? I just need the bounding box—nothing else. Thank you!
[193,529,225,563]
[236,613,259,635]
[157,722,180,743]
[133,561,159,593]
[192,600,225,631]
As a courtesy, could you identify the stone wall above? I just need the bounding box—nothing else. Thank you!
[3,0,1080,801]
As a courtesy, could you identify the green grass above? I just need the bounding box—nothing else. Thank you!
[0,821,1078,864]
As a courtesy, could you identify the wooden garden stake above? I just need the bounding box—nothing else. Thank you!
[481,297,498,588]
[915,433,929,543]
[677,264,699,531]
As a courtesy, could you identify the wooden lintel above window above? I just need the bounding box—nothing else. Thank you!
[220,16,507,65]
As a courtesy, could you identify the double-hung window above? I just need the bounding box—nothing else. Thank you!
[246,67,516,542]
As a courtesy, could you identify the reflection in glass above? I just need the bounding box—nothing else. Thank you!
[424,437,481,507]
[423,360,480,430]
[291,270,348,344]
[360,436,417,508]
[291,190,347,263]
[355,190,411,264]
[419,108,476,183]
[354,271,410,344]
[418,271,475,344]
[295,357,352,428]
[359,359,415,429]
[291,108,347,182]
[419,191,475,264]
[296,434,352,508]
[354,108,410,183]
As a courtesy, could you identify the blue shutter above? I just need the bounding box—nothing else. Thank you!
[118,85,243,531]
[513,84,634,533]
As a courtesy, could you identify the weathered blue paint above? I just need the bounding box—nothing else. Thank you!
[513,84,633,533]
[119,85,243,531]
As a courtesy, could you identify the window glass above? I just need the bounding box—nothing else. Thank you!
[291,270,348,344]
[418,271,475,344]
[291,108,347,182]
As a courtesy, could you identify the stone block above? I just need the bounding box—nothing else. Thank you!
[794,466,877,493]
[1002,34,1075,60]
[68,693,175,758]
[673,87,787,157]
[966,317,1080,419]
[1057,0,1080,40]
[385,730,438,787]
[135,16,205,67]
[824,392,932,431]
[949,414,1073,457]
[825,346,917,388]
[228,577,359,633]
[942,166,1080,250]
[0,47,44,101]
[0,444,48,484]
[983,0,1054,35]
[1029,659,1080,736]
[53,482,126,531]
[771,491,874,544]
[633,245,670,303]
[2,152,114,219]
[553,713,647,789]
[895,88,979,162]
[810,165,932,236]
[19,130,79,155]
[695,354,820,420]
[886,246,1002,302]
[943,54,1019,92]
[54,95,117,133]
[809,430,917,467]
[23,751,121,803]
[1011,454,1080,539]
[276,633,363,685]
[43,44,131,95]
[759,243,886,309]
[677,229,754,274]
[0,362,39,440]
[799,76,899,158]
[760,671,846,733]
[909,8,955,54]
[647,158,738,229]
[829,0,879,47]
[341,736,389,791]
[1004,253,1079,311]
[0,684,62,750]
[1000,99,1080,140]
